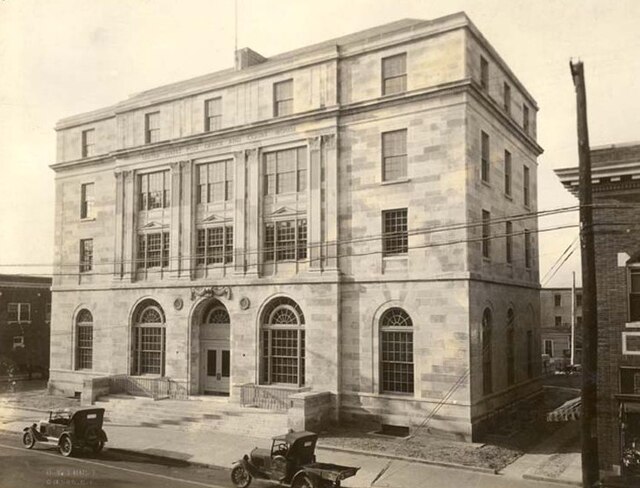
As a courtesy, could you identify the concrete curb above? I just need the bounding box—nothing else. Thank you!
[0,405,51,414]
[316,443,498,475]
[523,472,582,487]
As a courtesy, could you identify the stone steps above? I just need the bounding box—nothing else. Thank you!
[95,395,288,438]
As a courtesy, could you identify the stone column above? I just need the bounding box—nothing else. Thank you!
[246,148,260,276]
[323,133,339,271]
[122,170,136,282]
[233,150,247,274]
[308,136,323,270]
[113,169,125,280]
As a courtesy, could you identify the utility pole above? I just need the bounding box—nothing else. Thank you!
[571,271,576,366]
[570,60,599,487]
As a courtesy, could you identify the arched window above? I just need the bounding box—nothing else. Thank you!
[205,306,230,325]
[261,297,305,386]
[380,307,414,394]
[132,301,166,376]
[506,308,515,386]
[76,309,93,370]
[482,308,492,395]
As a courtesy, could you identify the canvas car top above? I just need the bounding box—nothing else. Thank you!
[272,431,317,444]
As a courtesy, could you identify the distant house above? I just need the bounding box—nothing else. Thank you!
[0,274,52,378]
[556,141,640,477]
[540,287,582,370]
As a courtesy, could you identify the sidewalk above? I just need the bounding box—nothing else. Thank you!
[0,404,581,487]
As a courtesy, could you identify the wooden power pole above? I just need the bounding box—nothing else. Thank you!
[570,60,599,487]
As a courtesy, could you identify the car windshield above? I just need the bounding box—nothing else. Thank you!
[50,410,71,422]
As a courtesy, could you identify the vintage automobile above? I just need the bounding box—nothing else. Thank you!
[231,430,359,488]
[22,407,108,457]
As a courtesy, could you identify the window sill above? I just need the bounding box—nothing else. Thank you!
[626,321,640,328]
[481,179,491,188]
[382,255,408,261]
[381,178,411,186]
[504,193,513,201]
[80,217,96,222]
[482,256,491,263]
[8,321,31,325]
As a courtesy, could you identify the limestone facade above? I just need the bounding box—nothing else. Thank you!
[50,13,542,440]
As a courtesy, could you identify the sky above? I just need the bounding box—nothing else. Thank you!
[1,0,639,286]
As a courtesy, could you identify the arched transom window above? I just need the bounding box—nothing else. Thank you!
[482,308,493,395]
[380,307,414,394]
[206,306,230,325]
[76,309,93,370]
[132,301,166,376]
[261,297,305,386]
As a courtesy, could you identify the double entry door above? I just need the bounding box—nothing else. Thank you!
[201,340,230,395]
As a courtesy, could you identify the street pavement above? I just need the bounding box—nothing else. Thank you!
[0,406,579,488]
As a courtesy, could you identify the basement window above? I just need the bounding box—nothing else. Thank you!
[375,424,411,438]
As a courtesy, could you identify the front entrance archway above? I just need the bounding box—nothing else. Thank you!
[196,300,230,395]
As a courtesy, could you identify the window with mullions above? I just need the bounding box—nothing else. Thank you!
[205,97,222,132]
[76,309,93,370]
[482,210,491,259]
[629,268,640,322]
[524,228,532,268]
[145,112,160,143]
[504,150,512,196]
[139,171,170,210]
[382,209,408,256]
[81,182,94,219]
[196,226,233,265]
[264,147,307,195]
[80,239,93,273]
[197,160,233,203]
[506,221,513,264]
[503,83,511,115]
[382,53,407,95]
[82,129,95,158]
[137,232,170,269]
[482,308,493,395]
[274,79,293,117]
[523,165,531,207]
[263,220,307,263]
[7,303,30,323]
[506,308,515,386]
[380,308,414,394]
[480,56,489,90]
[132,302,166,376]
[481,131,490,183]
[382,129,407,181]
[261,297,305,386]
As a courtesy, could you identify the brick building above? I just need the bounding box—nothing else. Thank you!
[50,13,543,440]
[556,142,640,475]
[0,274,52,377]
[540,287,582,370]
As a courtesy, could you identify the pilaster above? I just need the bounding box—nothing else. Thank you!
[113,169,125,280]
[246,148,260,276]
[233,150,247,274]
[308,136,323,270]
[169,162,181,279]
[180,160,193,279]
[122,170,136,282]
[324,133,339,271]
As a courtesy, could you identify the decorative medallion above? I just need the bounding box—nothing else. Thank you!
[190,286,232,301]
[239,297,250,310]
[174,298,184,311]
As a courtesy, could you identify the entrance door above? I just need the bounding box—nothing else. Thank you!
[202,344,230,394]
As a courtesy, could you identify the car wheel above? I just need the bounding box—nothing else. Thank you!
[22,431,35,449]
[59,436,74,457]
[293,474,317,488]
[91,440,104,454]
[230,464,252,488]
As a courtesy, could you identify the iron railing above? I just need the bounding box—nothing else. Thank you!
[108,375,188,400]
[240,383,307,411]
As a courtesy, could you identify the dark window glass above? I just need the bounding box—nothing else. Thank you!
[383,209,408,256]
[382,53,407,95]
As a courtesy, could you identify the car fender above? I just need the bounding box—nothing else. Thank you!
[24,424,47,442]
[98,429,108,442]
[58,433,72,446]
[292,469,319,487]
[237,456,263,479]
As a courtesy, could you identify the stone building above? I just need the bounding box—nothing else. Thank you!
[0,274,51,377]
[50,13,542,440]
[540,287,582,370]
[556,142,640,476]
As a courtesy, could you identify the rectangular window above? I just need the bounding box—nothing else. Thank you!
[555,294,562,307]
[382,53,407,95]
[139,170,170,210]
[482,210,491,259]
[145,112,160,144]
[382,209,408,257]
[77,325,93,370]
[481,131,490,183]
[382,129,407,181]
[8,303,30,323]
[506,221,513,264]
[526,330,534,378]
[79,238,93,273]
[263,219,307,263]
[504,150,512,196]
[524,228,532,269]
[137,232,170,269]
[523,165,531,207]
[196,226,234,265]
[273,79,293,117]
[82,129,95,158]
[555,316,562,326]
[263,147,306,195]
[503,83,511,115]
[544,339,553,356]
[576,293,583,307]
[80,182,95,219]
[523,104,530,133]
[480,56,489,90]
[197,160,233,203]
[630,269,640,322]
[205,97,222,132]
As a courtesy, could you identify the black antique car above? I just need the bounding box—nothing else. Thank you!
[22,407,108,457]
[231,430,359,488]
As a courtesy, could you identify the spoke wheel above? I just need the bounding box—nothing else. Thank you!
[59,436,74,457]
[22,431,35,449]
[230,464,252,488]
[294,475,316,488]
